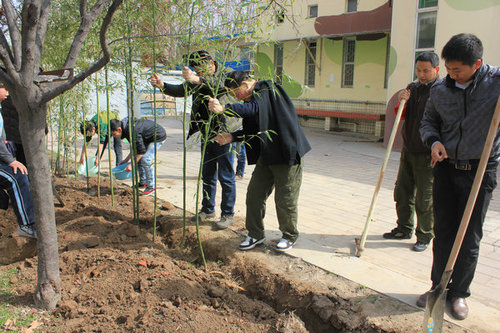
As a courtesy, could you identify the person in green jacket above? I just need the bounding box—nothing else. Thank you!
[79,111,123,166]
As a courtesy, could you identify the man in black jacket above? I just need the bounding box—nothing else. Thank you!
[383,52,439,252]
[208,71,311,252]
[418,33,500,320]
[110,118,166,196]
[150,50,237,229]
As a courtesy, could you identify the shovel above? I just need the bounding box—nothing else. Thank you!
[355,98,407,257]
[424,95,500,332]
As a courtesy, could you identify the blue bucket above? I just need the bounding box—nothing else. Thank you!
[77,156,99,177]
[112,162,132,180]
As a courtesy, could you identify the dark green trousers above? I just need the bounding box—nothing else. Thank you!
[394,150,434,244]
[245,158,303,242]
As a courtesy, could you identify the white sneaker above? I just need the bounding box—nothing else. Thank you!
[17,225,37,239]
[239,236,265,251]
[275,238,296,252]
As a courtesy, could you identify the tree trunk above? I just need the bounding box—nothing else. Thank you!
[17,99,61,310]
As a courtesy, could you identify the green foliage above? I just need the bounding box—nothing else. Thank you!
[0,268,17,297]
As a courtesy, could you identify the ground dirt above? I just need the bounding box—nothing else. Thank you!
[0,176,467,332]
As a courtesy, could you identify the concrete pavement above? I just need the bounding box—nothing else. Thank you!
[128,118,500,332]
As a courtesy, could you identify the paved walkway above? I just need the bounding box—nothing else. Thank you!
[125,118,500,332]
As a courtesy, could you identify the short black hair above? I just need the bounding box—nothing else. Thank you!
[79,121,95,136]
[416,52,439,68]
[441,33,483,66]
[188,50,212,68]
[225,71,251,89]
[109,119,122,132]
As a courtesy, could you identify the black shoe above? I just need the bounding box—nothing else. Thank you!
[383,228,411,239]
[449,297,468,320]
[239,236,265,251]
[412,241,428,252]
[416,291,429,308]
[140,187,155,196]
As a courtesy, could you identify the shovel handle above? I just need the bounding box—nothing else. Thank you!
[356,99,407,256]
[444,95,500,272]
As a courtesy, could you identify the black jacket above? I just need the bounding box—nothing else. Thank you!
[0,95,21,144]
[401,79,436,153]
[120,118,167,155]
[230,80,311,165]
[160,65,228,138]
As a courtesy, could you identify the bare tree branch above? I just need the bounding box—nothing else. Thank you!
[42,0,123,103]
[20,0,41,82]
[80,0,87,17]
[2,0,22,70]
[35,0,51,68]
[63,0,112,69]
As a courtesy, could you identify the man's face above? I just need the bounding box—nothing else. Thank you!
[0,88,9,102]
[445,59,481,85]
[87,128,96,138]
[111,129,121,139]
[229,84,249,101]
[415,61,439,84]
[193,59,216,77]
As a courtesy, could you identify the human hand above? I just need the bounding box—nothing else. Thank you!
[150,73,163,89]
[182,66,200,84]
[430,142,448,167]
[398,89,410,102]
[214,133,233,145]
[208,97,224,114]
[9,160,28,174]
[125,164,132,172]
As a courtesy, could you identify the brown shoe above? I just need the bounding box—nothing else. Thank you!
[449,297,468,320]
[416,292,428,308]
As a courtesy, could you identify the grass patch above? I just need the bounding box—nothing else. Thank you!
[0,268,40,330]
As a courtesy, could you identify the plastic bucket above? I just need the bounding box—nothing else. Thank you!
[112,162,132,180]
[77,156,99,177]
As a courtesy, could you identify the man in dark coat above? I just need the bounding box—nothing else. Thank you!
[383,52,439,252]
[208,71,311,252]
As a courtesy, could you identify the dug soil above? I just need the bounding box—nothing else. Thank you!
[0,176,466,332]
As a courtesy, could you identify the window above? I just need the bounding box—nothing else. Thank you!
[308,5,318,18]
[347,0,357,12]
[276,9,285,23]
[414,1,438,76]
[419,0,438,8]
[305,40,317,87]
[342,38,355,88]
[274,43,284,84]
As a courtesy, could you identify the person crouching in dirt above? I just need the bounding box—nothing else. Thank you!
[208,71,311,252]
[110,118,166,197]
[0,87,37,239]
[79,111,123,167]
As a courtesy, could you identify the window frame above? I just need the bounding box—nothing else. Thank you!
[346,0,357,13]
[308,4,318,18]
[304,40,317,87]
[274,43,284,84]
[342,37,356,88]
[413,1,438,77]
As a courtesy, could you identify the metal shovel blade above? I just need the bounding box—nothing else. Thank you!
[424,270,452,333]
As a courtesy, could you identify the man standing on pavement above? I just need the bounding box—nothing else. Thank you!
[418,33,500,320]
[110,118,166,196]
[208,71,311,252]
[150,50,238,230]
[383,52,439,252]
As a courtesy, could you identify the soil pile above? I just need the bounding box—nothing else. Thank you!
[0,176,466,332]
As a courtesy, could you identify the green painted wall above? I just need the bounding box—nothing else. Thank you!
[445,0,500,10]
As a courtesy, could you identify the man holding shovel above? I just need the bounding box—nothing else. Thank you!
[383,52,439,252]
[419,33,500,320]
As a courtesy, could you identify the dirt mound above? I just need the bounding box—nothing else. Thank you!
[0,176,466,332]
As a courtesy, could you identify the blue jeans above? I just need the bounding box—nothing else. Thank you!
[234,142,246,176]
[138,141,164,188]
[201,141,236,217]
[0,164,36,227]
